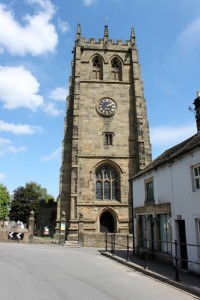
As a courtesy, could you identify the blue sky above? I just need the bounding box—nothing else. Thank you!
[0,0,199,198]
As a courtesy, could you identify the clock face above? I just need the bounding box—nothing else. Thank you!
[97,98,116,117]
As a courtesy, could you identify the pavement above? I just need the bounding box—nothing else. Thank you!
[101,249,200,298]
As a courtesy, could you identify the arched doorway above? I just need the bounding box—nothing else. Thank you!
[100,211,115,233]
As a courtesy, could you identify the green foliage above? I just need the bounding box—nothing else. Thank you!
[9,181,54,224]
[25,181,54,203]
[0,184,10,220]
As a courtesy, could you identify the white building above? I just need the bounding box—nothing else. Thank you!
[130,94,200,274]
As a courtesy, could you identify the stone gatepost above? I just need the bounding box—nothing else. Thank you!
[28,211,35,243]
[60,211,66,244]
[78,212,84,247]
[54,220,60,239]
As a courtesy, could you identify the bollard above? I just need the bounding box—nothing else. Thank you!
[105,232,108,252]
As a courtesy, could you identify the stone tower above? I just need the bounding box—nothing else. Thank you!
[57,24,152,243]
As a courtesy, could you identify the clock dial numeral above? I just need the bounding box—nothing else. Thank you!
[97,98,116,117]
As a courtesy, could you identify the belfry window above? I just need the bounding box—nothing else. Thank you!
[96,164,119,201]
[111,58,122,81]
[92,56,103,80]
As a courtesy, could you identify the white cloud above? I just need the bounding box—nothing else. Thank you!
[0,137,26,156]
[83,0,96,6]
[41,147,61,162]
[0,1,58,56]
[0,137,10,146]
[58,18,70,33]
[48,87,67,101]
[7,145,27,154]
[43,102,63,117]
[26,0,56,15]
[0,65,43,110]
[0,120,42,135]
[150,124,196,146]
[150,123,196,158]
[0,65,64,117]
[0,173,6,181]
[176,15,200,56]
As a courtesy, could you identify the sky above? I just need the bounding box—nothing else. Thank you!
[0,0,199,198]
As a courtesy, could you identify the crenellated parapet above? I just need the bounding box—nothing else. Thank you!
[76,24,136,50]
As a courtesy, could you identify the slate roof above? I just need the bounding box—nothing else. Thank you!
[131,132,200,180]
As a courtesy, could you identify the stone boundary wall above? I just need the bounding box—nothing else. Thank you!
[0,228,29,243]
[83,233,133,248]
[1,228,133,248]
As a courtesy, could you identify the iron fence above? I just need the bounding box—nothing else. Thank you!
[104,233,200,280]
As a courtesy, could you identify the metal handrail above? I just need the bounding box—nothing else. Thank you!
[105,233,200,280]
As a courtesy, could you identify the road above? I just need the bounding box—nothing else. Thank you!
[0,243,195,300]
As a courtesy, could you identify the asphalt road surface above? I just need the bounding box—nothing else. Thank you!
[0,243,196,300]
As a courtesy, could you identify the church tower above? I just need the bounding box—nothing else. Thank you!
[57,24,152,243]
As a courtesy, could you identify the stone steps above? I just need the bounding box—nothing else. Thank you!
[63,240,81,248]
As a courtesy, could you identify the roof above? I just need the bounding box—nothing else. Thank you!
[131,133,200,180]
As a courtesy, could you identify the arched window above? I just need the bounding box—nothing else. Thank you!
[92,56,103,80]
[111,57,122,81]
[96,164,119,201]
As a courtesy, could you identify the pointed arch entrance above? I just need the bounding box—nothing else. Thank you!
[100,211,115,233]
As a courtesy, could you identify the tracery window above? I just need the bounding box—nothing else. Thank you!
[96,164,119,201]
[111,58,122,81]
[92,56,103,80]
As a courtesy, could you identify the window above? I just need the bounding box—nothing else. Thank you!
[103,132,114,146]
[145,179,154,203]
[159,214,171,254]
[96,164,119,201]
[111,58,122,81]
[193,164,200,190]
[92,56,103,80]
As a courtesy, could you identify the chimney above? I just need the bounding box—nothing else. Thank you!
[194,91,200,132]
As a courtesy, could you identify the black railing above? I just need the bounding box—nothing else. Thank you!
[105,233,200,280]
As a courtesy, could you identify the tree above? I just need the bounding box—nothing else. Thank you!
[0,184,10,220]
[9,186,39,224]
[25,181,54,203]
[9,182,54,224]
